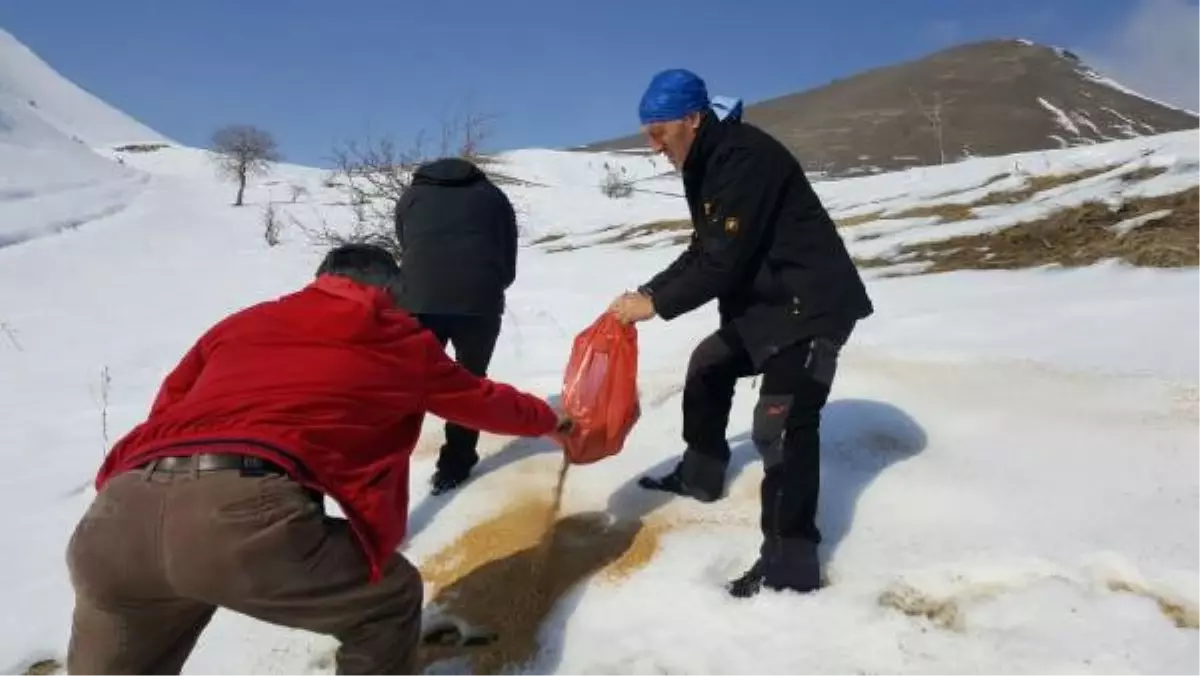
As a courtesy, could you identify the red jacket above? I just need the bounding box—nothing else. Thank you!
[95,274,559,580]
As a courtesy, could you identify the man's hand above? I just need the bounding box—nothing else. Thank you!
[608,291,657,324]
[555,414,574,434]
[549,414,575,453]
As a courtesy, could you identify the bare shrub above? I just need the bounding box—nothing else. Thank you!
[327,132,415,250]
[316,108,500,256]
[90,365,112,456]
[599,162,634,198]
[287,209,400,257]
[289,183,309,203]
[262,202,281,247]
[211,125,281,206]
[0,321,22,351]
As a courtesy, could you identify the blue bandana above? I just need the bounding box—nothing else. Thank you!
[638,69,709,124]
[638,69,744,124]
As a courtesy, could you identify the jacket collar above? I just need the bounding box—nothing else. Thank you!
[309,274,395,312]
[682,108,729,177]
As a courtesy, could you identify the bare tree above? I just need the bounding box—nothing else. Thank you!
[289,183,309,203]
[910,90,949,165]
[211,125,281,206]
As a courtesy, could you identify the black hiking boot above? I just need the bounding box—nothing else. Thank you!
[637,466,721,503]
[430,469,470,496]
[637,451,725,503]
[762,538,823,595]
[729,540,824,598]
[726,559,765,598]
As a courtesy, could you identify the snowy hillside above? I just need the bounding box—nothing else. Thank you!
[0,27,165,247]
[0,27,168,148]
[1,30,1197,676]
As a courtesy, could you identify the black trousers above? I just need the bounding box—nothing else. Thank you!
[414,313,503,477]
[678,324,851,545]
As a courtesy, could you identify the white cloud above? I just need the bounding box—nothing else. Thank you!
[1078,0,1199,111]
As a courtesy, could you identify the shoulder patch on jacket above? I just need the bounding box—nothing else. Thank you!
[724,216,740,235]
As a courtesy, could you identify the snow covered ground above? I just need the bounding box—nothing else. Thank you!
[0,29,1197,675]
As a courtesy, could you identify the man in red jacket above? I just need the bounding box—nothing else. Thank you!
[65,244,568,675]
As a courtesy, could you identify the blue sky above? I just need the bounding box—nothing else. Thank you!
[1,0,1196,166]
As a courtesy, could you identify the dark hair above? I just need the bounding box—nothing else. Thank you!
[315,243,401,291]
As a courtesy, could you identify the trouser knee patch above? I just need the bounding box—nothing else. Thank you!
[752,394,792,469]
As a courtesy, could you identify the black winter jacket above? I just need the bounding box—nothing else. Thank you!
[394,158,518,316]
[640,110,873,366]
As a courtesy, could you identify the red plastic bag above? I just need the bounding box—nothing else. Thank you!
[558,312,641,465]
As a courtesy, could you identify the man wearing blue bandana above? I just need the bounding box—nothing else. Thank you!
[609,69,874,598]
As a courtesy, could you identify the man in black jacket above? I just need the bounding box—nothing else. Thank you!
[609,69,874,598]
[395,157,519,494]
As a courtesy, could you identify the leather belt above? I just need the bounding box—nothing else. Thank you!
[139,453,286,475]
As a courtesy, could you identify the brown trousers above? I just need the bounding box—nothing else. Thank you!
[65,464,423,674]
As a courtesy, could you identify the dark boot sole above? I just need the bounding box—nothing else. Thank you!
[636,475,721,503]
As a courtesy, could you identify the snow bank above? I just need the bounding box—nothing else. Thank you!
[0,90,146,247]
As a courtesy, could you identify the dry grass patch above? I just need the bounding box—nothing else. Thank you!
[878,574,1199,635]
[859,188,1198,273]
[21,659,62,675]
[973,166,1113,207]
[837,210,885,227]
[889,202,978,223]
[545,218,691,253]
[879,167,1118,225]
[1107,579,1200,630]
[531,232,566,245]
[1118,165,1170,183]
[925,172,1012,200]
[877,584,964,631]
[595,218,691,244]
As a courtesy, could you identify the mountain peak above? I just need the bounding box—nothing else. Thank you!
[584,38,1198,177]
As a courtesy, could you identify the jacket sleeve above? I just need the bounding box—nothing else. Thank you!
[421,331,558,437]
[501,196,518,289]
[393,190,414,253]
[148,339,207,417]
[646,148,774,321]
[637,233,698,297]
